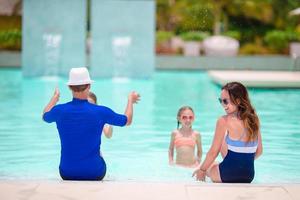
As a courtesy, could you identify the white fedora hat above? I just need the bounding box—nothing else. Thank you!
[67,67,94,85]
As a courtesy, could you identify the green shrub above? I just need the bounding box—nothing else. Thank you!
[264,30,289,53]
[222,31,241,41]
[286,31,300,42]
[155,31,176,54]
[176,5,214,33]
[156,31,174,44]
[239,43,271,55]
[180,31,210,41]
[0,29,22,50]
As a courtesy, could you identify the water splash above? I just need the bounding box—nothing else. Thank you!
[112,36,132,78]
[42,33,62,76]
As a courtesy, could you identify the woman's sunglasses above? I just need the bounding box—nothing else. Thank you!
[218,98,229,105]
[181,115,194,120]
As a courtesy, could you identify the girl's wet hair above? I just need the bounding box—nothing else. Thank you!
[88,91,97,104]
[177,106,194,129]
[222,82,260,142]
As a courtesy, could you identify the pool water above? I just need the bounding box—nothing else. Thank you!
[0,68,300,183]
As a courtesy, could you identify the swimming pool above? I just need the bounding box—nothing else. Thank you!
[0,68,300,183]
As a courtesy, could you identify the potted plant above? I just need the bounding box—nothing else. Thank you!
[287,31,300,58]
[0,29,22,51]
[170,36,184,53]
[264,30,290,54]
[222,30,241,41]
[180,31,210,56]
[156,31,174,54]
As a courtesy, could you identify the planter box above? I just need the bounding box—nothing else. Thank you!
[170,36,184,50]
[203,36,239,56]
[289,42,300,58]
[183,41,201,56]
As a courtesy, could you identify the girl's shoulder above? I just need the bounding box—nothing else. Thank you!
[171,129,180,136]
[192,130,201,137]
[192,131,201,141]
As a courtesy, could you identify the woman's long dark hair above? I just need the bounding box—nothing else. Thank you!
[222,82,260,142]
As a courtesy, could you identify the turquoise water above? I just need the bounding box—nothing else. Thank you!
[0,68,300,183]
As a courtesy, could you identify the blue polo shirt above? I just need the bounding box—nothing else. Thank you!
[43,98,127,180]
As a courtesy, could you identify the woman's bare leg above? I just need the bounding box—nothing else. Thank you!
[206,162,222,183]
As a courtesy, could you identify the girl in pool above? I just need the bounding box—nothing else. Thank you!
[88,91,112,138]
[168,106,202,168]
[193,82,263,183]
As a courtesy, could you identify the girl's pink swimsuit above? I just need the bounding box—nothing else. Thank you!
[174,131,197,148]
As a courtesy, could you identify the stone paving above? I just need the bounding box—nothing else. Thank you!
[0,181,299,200]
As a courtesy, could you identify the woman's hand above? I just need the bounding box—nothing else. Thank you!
[169,159,175,166]
[128,91,140,104]
[192,168,206,181]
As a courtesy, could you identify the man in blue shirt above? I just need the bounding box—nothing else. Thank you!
[43,67,140,180]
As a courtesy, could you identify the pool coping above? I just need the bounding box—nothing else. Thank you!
[1,180,299,200]
[208,70,300,88]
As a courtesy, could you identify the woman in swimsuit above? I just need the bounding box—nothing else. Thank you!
[193,82,263,183]
[169,106,202,168]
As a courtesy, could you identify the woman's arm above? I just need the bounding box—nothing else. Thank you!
[220,131,228,159]
[193,117,226,181]
[255,130,263,159]
[168,131,176,165]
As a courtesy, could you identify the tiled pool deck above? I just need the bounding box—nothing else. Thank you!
[1,181,300,200]
[208,70,300,88]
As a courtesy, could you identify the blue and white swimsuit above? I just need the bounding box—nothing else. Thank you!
[219,131,258,183]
